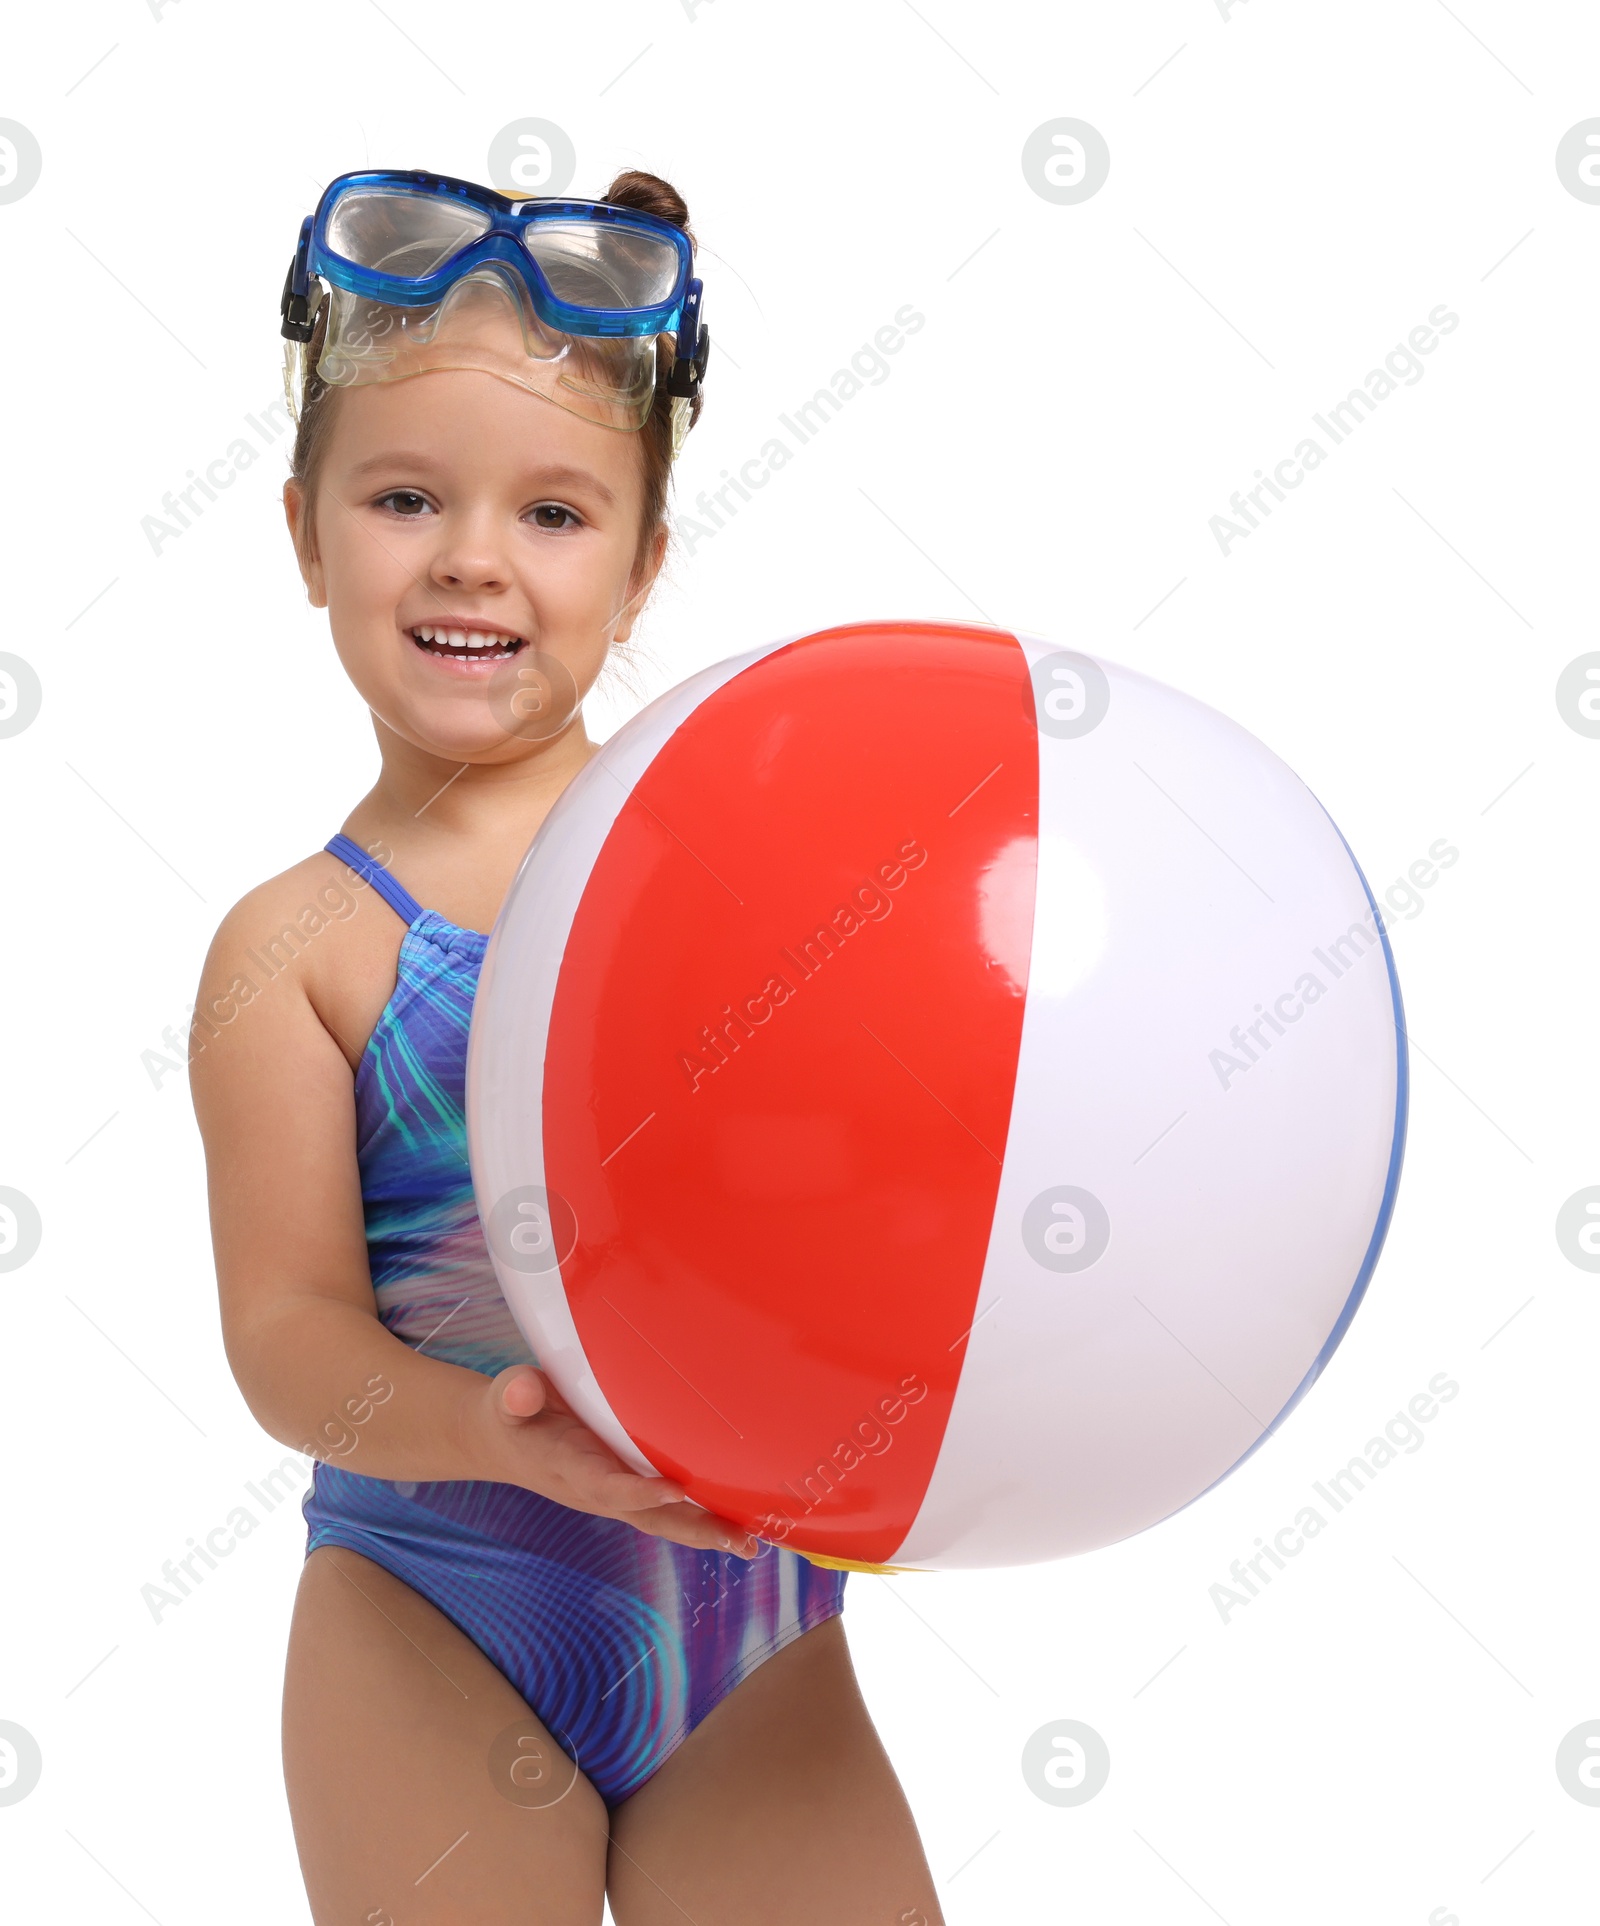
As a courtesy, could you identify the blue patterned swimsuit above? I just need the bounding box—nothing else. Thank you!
[303,835,847,1805]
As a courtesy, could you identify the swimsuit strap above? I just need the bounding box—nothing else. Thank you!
[325,834,425,928]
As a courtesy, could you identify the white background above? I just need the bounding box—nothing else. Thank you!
[2,2,1596,1921]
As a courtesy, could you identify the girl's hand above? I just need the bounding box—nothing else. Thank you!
[467,1365,760,1558]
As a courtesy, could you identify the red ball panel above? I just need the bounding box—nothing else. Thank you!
[543,622,1039,1561]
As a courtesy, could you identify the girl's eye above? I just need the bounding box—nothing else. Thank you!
[376,490,432,517]
[528,503,580,531]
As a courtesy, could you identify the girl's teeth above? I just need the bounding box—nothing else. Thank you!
[412,625,522,654]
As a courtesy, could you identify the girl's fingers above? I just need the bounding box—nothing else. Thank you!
[626,1501,759,1557]
[586,1464,687,1512]
[488,1386,746,1548]
[640,1476,688,1505]
[493,1364,549,1420]
[556,1438,685,1509]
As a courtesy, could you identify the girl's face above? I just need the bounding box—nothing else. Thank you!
[284,363,664,765]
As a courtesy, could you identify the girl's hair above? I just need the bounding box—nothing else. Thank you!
[287,166,702,592]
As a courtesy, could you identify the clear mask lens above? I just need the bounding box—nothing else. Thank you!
[325,187,493,280]
[520,221,683,311]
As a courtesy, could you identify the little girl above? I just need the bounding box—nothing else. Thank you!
[189,166,945,1925]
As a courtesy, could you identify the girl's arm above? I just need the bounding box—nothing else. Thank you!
[188,873,756,1556]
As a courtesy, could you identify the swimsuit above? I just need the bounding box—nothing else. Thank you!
[302,834,847,1806]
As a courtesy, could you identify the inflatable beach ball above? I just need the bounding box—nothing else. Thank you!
[467,622,1406,1572]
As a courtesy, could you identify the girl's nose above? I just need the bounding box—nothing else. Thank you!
[428,514,513,593]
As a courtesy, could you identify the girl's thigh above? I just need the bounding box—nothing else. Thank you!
[607,1614,945,1926]
[283,1545,611,1926]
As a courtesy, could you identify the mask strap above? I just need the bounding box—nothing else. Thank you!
[669,394,692,461]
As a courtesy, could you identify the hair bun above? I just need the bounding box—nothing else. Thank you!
[602,169,694,252]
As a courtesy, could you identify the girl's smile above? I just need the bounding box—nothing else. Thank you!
[406,619,527,669]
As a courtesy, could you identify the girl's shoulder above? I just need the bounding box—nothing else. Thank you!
[197,847,375,998]
[194,847,413,1080]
